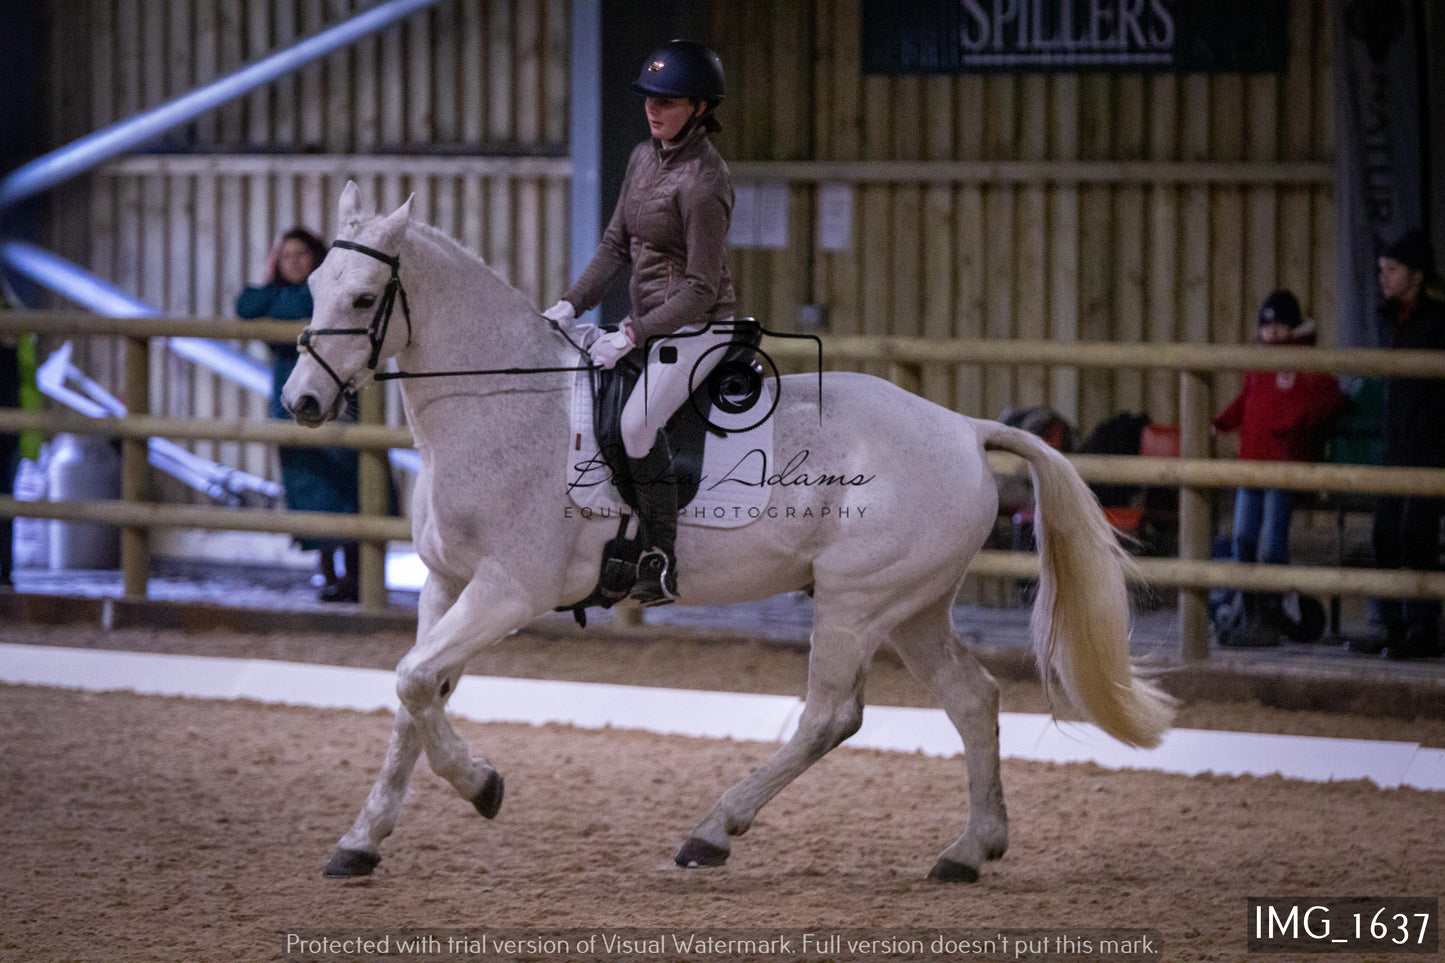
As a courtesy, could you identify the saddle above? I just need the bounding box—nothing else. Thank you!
[561,320,762,623]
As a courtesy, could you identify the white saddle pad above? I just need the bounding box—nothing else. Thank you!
[564,369,774,529]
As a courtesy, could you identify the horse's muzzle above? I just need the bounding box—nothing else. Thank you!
[290,393,327,428]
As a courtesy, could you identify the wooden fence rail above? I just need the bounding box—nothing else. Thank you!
[3,311,1444,661]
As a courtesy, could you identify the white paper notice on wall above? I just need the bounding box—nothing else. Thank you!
[729,184,757,247]
[728,181,789,249]
[817,181,854,251]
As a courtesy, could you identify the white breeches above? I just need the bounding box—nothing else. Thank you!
[620,319,735,459]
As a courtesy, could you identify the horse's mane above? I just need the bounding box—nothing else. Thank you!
[399,219,538,317]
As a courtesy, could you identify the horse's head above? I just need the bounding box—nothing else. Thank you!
[282,181,414,427]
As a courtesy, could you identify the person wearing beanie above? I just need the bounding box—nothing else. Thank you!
[1353,228,1445,659]
[1211,289,1347,646]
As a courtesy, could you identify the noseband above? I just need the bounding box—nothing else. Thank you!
[297,239,414,394]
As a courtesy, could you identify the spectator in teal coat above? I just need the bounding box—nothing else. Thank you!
[237,227,360,603]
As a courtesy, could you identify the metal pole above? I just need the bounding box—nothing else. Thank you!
[0,242,157,316]
[121,337,150,597]
[1178,369,1212,661]
[0,0,445,210]
[569,0,602,318]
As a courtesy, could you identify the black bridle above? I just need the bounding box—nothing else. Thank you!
[299,238,592,394]
[297,239,414,394]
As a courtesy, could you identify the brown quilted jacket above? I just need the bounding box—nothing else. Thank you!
[563,126,737,340]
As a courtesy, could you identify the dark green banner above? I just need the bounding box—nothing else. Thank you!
[863,0,1289,74]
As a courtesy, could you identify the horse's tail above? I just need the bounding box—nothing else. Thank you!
[978,420,1175,748]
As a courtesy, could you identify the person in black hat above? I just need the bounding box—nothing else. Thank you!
[539,40,737,607]
[1351,228,1445,659]
[1210,290,1346,646]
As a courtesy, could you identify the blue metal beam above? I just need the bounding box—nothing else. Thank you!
[0,0,444,210]
[569,0,602,319]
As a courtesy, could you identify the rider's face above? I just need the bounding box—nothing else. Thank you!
[645,96,701,144]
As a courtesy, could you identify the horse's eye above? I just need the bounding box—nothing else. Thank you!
[353,293,377,309]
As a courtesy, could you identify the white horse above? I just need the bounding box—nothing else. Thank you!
[283,183,1174,883]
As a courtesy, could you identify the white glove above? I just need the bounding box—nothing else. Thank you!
[541,300,576,325]
[588,325,636,370]
[543,299,604,350]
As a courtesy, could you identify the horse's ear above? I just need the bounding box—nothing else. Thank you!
[374,194,414,252]
[338,180,362,228]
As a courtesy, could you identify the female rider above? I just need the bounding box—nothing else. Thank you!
[543,40,737,606]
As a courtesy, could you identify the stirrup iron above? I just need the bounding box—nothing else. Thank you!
[632,548,677,606]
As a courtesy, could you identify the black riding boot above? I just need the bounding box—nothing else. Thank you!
[628,443,679,607]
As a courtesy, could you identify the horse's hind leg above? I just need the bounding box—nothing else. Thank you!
[889,599,1008,882]
[675,614,875,868]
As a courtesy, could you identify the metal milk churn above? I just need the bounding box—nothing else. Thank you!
[47,433,122,570]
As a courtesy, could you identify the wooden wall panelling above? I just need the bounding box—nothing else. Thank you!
[1111,74,1146,416]
[1048,76,1081,428]
[860,72,891,378]
[921,74,956,411]
[823,0,860,371]
[406,1,432,147]
[890,71,923,348]
[1210,75,1246,409]
[380,3,406,146]
[274,0,299,148]
[1015,75,1048,411]
[1077,74,1115,435]
[1180,76,1212,361]
[245,1,272,144]
[1280,0,1317,321]
[353,4,380,150]
[1145,75,1179,425]
[194,0,219,150]
[769,0,809,336]
[217,172,247,473]
[164,0,193,149]
[983,74,1017,421]
[42,0,1340,528]
[952,73,987,420]
[299,1,328,150]
[193,173,220,466]
[218,2,246,144]
[543,0,568,148]
[1312,7,1337,340]
[1244,67,1281,354]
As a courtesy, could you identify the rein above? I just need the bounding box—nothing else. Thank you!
[300,238,593,392]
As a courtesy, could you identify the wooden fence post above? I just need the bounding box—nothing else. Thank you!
[357,386,389,611]
[1178,369,1212,661]
[120,336,150,597]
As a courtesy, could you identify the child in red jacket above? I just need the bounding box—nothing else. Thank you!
[1211,290,1347,645]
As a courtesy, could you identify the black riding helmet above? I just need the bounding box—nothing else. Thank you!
[630,40,725,105]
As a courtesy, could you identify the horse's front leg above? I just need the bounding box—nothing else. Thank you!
[393,563,540,815]
[325,573,464,878]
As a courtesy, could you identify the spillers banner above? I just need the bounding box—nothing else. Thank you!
[862,0,1289,73]
[1333,0,1427,348]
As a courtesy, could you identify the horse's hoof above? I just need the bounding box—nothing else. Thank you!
[674,836,730,868]
[323,848,381,878]
[927,857,980,883]
[472,770,504,819]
